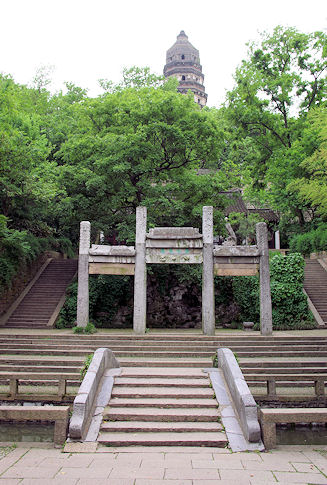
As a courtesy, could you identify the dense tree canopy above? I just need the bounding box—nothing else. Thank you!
[224,26,327,225]
[1,26,326,287]
[288,107,327,219]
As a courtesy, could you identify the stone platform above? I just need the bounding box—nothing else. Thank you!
[1,444,327,484]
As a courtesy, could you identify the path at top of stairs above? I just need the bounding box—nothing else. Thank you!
[4,259,77,329]
[304,259,327,325]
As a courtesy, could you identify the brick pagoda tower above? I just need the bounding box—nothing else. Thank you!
[164,31,208,107]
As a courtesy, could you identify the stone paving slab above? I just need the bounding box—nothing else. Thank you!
[1,445,327,484]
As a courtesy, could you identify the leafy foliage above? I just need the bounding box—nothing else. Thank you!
[289,224,327,255]
[225,26,327,224]
[80,353,94,379]
[228,212,265,244]
[233,253,315,330]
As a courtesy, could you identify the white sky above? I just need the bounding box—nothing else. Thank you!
[1,0,326,107]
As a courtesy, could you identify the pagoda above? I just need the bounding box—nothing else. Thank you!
[164,30,208,107]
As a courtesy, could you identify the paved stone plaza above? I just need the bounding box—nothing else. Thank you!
[0,445,327,484]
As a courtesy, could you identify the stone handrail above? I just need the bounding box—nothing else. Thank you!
[69,348,119,440]
[0,372,76,400]
[218,348,261,443]
[245,373,326,398]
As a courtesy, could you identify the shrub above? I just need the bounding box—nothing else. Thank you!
[233,253,315,330]
[80,353,94,379]
[84,322,97,334]
[232,276,260,323]
[270,253,314,330]
[73,322,97,334]
[57,274,133,329]
[270,252,305,285]
[289,224,327,256]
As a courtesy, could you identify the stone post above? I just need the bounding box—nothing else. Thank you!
[133,207,147,334]
[76,221,90,328]
[202,206,215,335]
[256,222,273,336]
[275,230,280,250]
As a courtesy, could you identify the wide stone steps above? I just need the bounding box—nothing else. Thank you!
[1,334,327,364]
[98,367,227,447]
[1,333,327,380]
[1,347,327,359]
[5,259,77,328]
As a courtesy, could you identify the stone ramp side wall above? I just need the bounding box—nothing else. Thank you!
[69,348,120,440]
[218,347,261,443]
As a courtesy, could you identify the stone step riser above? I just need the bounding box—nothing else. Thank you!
[0,366,80,373]
[242,369,327,374]
[114,379,209,387]
[2,339,327,348]
[1,348,327,358]
[100,421,222,432]
[103,411,219,422]
[1,334,326,342]
[108,401,217,409]
[97,434,227,447]
[111,391,214,399]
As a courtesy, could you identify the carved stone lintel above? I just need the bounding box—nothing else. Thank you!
[147,227,201,239]
[89,245,135,256]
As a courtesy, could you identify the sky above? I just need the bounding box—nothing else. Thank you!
[1,0,326,107]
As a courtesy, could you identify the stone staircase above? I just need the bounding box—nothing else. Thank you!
[304,259,327,325]
[3,259,77,328]
[1,334,327,360]
[98,366,227,447]
[0,334,326,402]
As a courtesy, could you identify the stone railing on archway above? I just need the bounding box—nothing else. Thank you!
[76,207,272,336]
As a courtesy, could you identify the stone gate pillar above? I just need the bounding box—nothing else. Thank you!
[133,206,147,334]
[76,221,90,328]
[202,206,215,335]
[256,222,273,336]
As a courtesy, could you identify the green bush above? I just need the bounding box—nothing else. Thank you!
[232,276,260,323]
[289,225,327,256]
[80,353,94,379]
[57,274,133,329]
[72,322,97,334]
[233,253,315,330]
[270,252,305,285]
[271,253,314,330]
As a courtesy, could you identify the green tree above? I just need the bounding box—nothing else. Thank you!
[287,106,327,218]
[225,26,327,223]
[0,74,58,235]
[54,83,232,242]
